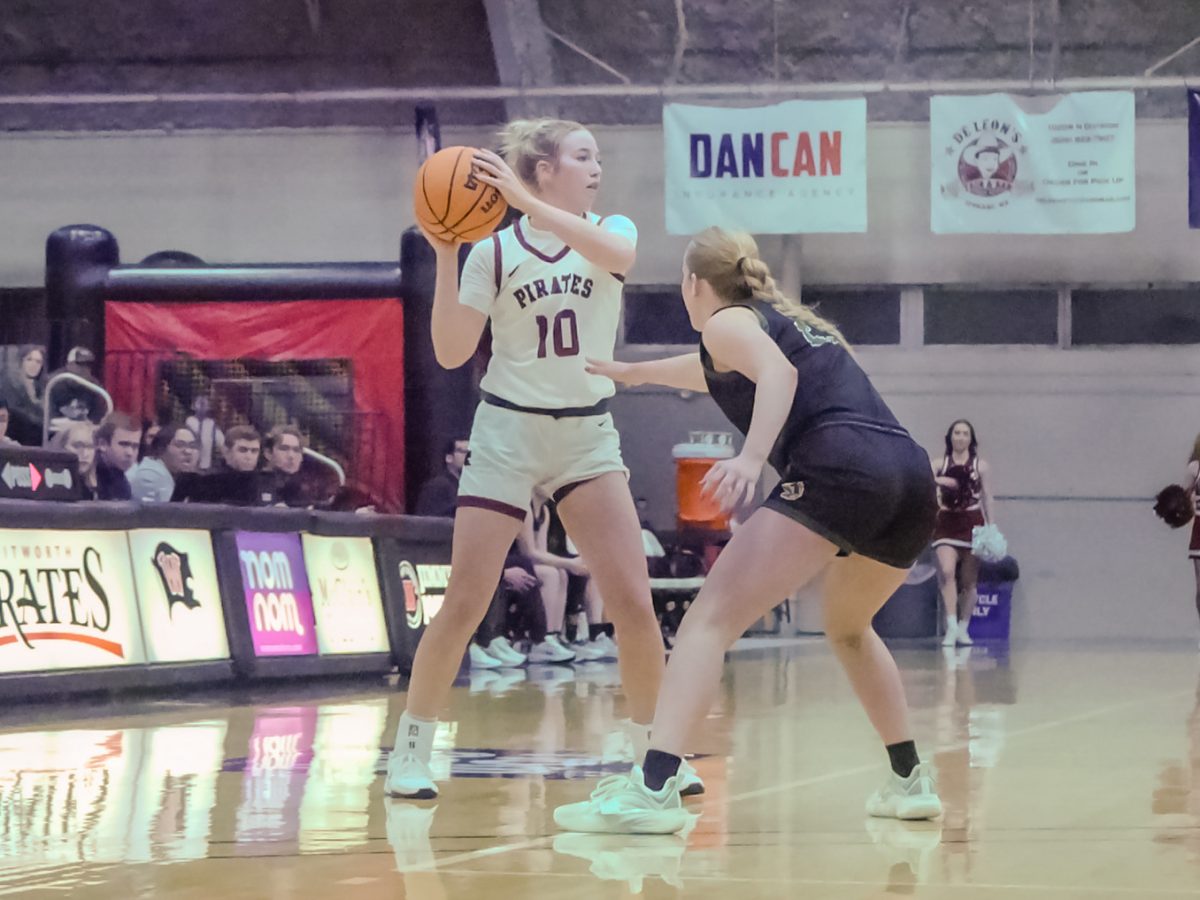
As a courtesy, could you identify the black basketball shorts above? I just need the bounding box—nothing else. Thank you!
[762,421,937,569]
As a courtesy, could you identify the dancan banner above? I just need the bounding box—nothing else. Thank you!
[663,99,868,234]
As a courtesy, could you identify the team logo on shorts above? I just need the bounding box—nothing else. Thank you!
[779,481,805,501]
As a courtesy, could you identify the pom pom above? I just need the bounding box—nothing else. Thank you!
[1153,484,1194,529]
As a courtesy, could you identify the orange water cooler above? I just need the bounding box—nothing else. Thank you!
[673,432,735,568]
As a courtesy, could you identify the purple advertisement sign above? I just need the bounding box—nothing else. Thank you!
[235,532,318,656]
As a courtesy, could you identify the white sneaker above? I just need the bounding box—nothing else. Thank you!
[590,633,619,660]
[528,638,576,664]
[865,762,942,821]
[385,752,438,800]
[469,643,503,669]
[956,623,974,646]
[385,801,437,872]
[553,832,689,891]
[553,766,689,834]
[677,758,705,797]
[941,620,957,647]
[487,636,528,666]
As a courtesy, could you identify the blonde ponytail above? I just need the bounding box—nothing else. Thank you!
[498,118,587,189]
[684,227,850,349]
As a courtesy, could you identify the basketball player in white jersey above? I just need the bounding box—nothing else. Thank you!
[386,119,703,799]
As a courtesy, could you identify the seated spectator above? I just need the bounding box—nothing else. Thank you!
[261,424,305,503]
[128,423,198,503]
[414,436,468,517]
[1,344,46,446]
[49,421,98,500]
[94,413,142,501]
[222,425,261,473]
[0,398,18,447]
[172,425,264,506]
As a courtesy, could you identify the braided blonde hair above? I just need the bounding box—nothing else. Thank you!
[684,227,849,348]
[498,118,589,190]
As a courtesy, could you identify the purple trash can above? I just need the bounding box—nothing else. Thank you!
[967,581,1013,641]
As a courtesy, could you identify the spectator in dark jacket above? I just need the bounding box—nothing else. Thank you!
[94,412,142,501]
[415,436,469,517]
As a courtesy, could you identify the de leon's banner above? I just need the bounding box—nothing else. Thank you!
[0,530,146,673]
[931,91,1135,234]
[128,529,229,664]
[663,99,867,234]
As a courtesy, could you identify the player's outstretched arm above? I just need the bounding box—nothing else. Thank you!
[421,226,488,369]
[585,353,708,393]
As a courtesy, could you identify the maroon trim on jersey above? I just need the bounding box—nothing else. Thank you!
[458,495,527,521]
[491,234,502,291]
[514,218,570,264]
[610,272,626,283]
[552,476,601,505]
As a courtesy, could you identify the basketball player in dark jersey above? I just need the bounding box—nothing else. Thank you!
[555,226,942,834]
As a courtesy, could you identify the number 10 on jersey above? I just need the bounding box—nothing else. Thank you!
[536,310,580,358]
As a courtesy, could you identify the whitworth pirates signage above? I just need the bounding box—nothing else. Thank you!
[663,98,868,234]
[0,530,145,672]
[301,535,388,655]
[930,91,1135,234]
[128,529,229,664]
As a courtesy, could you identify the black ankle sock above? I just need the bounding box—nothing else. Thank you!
[886,740,920,778]
[642,749,682,791]
[589,623,614,641]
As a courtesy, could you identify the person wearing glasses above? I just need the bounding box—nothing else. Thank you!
[127,422,199,503]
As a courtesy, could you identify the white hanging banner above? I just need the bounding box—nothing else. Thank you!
[663,99,867,235]
[930,90,1135,234]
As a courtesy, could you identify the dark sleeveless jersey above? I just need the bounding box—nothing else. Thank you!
[699,301,901,472]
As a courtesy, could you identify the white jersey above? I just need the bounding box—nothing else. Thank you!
[458,212,636,409]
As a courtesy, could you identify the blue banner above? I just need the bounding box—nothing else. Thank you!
[1189,89,1200,228]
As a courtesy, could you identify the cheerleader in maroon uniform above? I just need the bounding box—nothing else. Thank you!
[931,420,995,646]
[1185,434,1200,644]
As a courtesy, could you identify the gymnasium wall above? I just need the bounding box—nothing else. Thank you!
[2,120,1198,641]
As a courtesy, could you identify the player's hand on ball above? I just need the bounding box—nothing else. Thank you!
[701,454,761,513]
[585,357,642,386]
[416,220,462,252]
[473,149,536,211]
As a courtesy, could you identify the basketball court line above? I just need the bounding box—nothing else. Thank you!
[408,684,1195,874]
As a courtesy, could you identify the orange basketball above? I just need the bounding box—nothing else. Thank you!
[413,146,508,243]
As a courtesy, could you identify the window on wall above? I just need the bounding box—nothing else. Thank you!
[622,285,697,345]
[802,287,901,345]
[1071,288,1200,345]
[924,288,1058,345]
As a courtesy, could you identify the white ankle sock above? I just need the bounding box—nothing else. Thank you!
[396,711,436,761]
